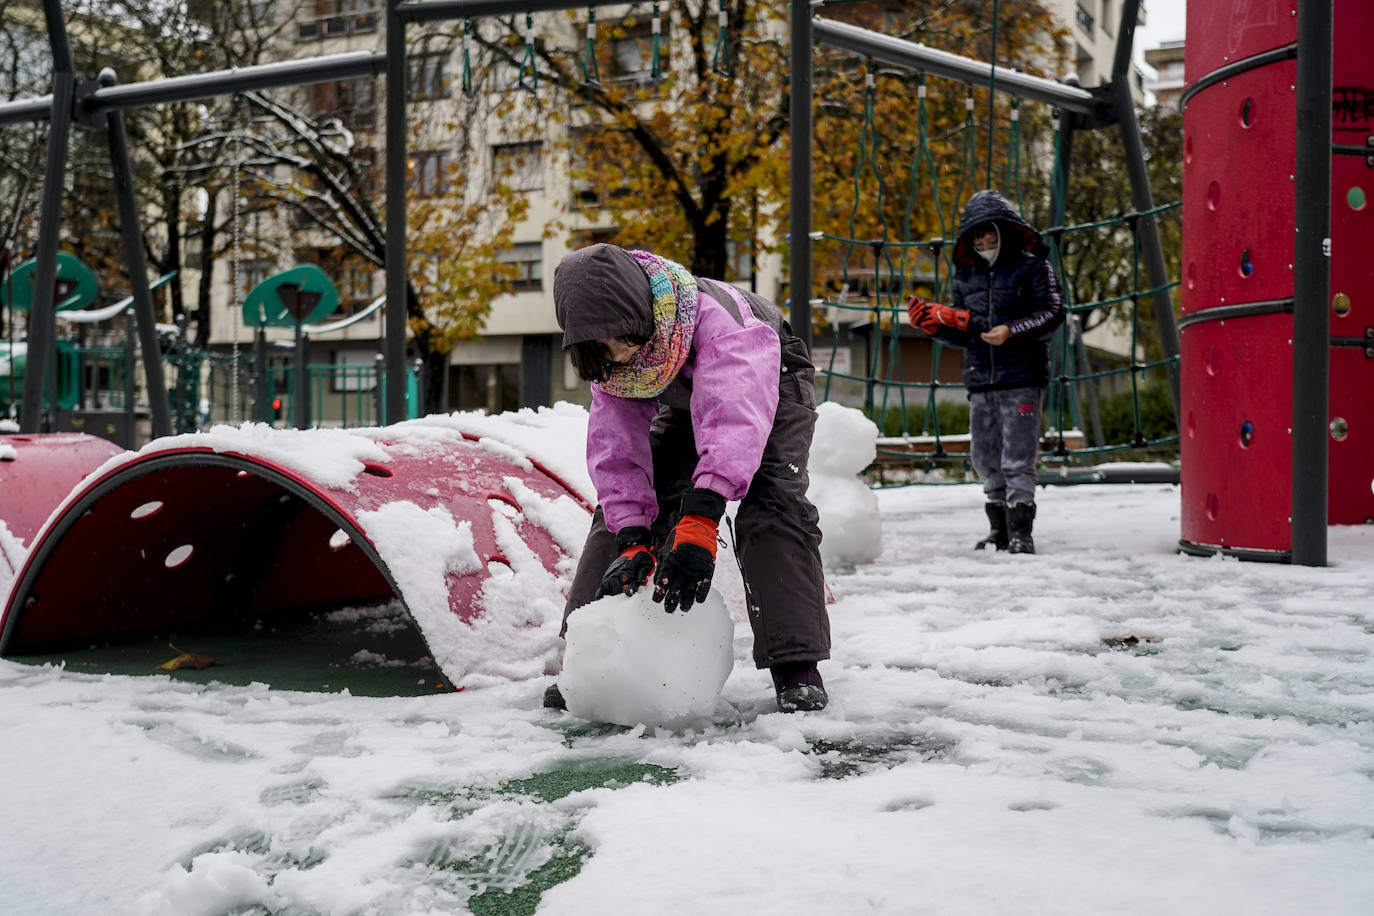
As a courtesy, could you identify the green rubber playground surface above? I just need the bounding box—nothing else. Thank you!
[8,600,450,697]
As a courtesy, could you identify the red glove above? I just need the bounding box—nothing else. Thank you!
[917,302,970,334]
[653,489,724,613]
[906,296,929,328]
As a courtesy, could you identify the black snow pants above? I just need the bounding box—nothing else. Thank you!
[562,347,831,670]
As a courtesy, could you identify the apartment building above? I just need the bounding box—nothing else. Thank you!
[1053,0,1149,99]
[1144,39,1186,110]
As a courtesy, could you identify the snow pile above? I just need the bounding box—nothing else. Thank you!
[807,401,882,568]
[0,519,22,596]
[560,590,735,727]
[354,501,483,680]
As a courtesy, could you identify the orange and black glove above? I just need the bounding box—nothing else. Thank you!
[906,296,930,328]
[653,488,726,613]
[599,526,656,597]
[909,296,970,335]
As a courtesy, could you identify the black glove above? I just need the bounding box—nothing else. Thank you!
[653,489,726,613]
[599,526,656,597]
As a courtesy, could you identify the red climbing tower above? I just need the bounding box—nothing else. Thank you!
[1179,0,1373,559]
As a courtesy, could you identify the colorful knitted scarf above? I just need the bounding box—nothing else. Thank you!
[596,250,698,399]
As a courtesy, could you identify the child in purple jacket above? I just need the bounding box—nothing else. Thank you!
[546,243,831,713]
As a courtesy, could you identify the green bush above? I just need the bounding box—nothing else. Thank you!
[868,399,971,437]
[1095,379,1178,445]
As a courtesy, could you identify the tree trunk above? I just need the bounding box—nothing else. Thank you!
[403,281,445,415]
[162,178,184,326]
[192,187,217,349]
[690,202,731,280]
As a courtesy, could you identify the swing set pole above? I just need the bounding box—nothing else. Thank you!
[18,0,75,434]
[1290,0,1333,567]
[1107,0,1181,421]
[811,17,1105,117]
[100,68,172,440]
[789,0,813,351]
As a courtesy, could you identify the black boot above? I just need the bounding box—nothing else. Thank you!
[975,501,1009,551]
[1007,502,1036,554]
[771,662,828,712]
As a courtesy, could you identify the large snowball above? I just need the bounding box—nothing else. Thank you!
[808,401,882,568]
[559,590,735,727]
[809,400,878,476]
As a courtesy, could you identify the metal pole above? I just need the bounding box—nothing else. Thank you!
[384,0,408,424]
[20,0,76,433]
[1108,0,1180,421]
[295,325,311,429]
[123,309,136,446]
[397,0,588,22]
[812,17,1104,116]
[789,0,813,351]
[1,52,386,126]
[1050,106,1104,447]
[254,327,270,422]
[1291,0,1332,567]
[101,69,172,439]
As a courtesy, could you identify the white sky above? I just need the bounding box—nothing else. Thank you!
[2,403,1372,914]
[1136,0,1188,73]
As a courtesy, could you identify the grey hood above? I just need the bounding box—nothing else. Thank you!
[552,243,654,348]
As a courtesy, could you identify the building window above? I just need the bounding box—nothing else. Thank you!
[410,150,448,197]
[499,243,544,292]
[239,259,276,297]
[298,246,377,315]
[451,364,520,414]
[409,53,449,101]
[1075,3,1095,37]
[610,17,665,85]
[568,129,638,209]
[330,349,378,392]
[298,1,378,40]
[492,142,543,191]
[310,78,376,131]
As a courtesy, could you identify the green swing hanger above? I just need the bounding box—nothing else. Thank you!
[461,19,475,98]
[582,8,601,87]
[710,0,731,77]
[650,2,663,81]
[517,12,538,93]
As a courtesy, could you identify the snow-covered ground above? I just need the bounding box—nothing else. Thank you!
[1,406,1372,915]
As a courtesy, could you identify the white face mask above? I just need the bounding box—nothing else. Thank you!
[977,247,999,265]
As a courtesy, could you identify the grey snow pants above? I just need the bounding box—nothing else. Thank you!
[562,367,831,670]
[968,386,1044,506]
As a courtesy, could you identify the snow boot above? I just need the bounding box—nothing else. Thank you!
[543,682,567,710]
[1007,502,1036,554]
[771,661,828,712]
[974,501,1009,551]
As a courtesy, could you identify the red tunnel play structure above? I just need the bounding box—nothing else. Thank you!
[1179,0,1373,559]
[0,428,590,681]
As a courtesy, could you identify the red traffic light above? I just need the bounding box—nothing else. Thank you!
[271,397,282,411]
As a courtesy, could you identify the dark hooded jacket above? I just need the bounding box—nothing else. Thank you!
[928,190,1065,392]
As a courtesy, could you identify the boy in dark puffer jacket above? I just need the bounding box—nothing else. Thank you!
[907,190,1065,553]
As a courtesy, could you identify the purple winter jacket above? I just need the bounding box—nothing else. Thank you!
[552,245,783,534]
[587,282,781,532]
